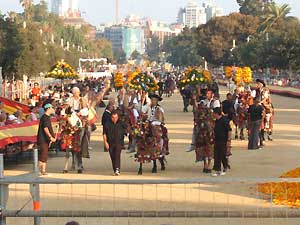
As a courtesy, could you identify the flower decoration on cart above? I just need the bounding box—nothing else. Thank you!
[179,68,212,88]
[128,72,159,93]
[46,59,78,79]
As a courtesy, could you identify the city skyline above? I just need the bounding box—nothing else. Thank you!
[0,0,299,25]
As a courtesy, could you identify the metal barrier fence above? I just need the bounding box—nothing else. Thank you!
[0,152,300,225]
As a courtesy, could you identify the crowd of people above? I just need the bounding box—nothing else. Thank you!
[0,69,275,178]
[182,78,274,176]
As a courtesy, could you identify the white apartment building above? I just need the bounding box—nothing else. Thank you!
[185,0,206,28]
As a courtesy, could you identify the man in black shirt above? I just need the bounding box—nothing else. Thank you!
[212,107,232,176]
[222,93,235,121]
[248,98,264,150]
[37,103,56,176]
[103,110,125,176]
[101,99,115,152]
[180,85,192,112]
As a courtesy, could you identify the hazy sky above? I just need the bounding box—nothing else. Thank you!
[0,0,299,25]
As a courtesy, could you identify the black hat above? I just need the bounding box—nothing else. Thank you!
[149,93,163,101]
[256,79,266,87]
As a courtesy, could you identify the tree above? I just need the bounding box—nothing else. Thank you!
[164,27,203,67]
[19,0,33,20]
[196,13,260,65]
[130,50,141,60]
[113,48,127,64]
[15,23,48,78]
[259,3,297,33]
[237,0,273,16]
[146,36,160,62]
[88,38,113,59]
[0,17,23,79]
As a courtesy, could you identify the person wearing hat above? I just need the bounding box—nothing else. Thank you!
[139,93,168,173]
[252,79,266,101]
[142,93,164,122]
[187,89,219,153]
[37,103,56,176]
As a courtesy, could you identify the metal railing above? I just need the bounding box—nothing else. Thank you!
[1,152,300,225]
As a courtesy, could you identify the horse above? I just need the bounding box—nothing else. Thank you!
[136,121,169,175]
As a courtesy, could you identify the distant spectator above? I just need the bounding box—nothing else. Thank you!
[14,110,24,124]
[0,113,7,126]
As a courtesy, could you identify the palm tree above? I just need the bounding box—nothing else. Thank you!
[259,3,296,33]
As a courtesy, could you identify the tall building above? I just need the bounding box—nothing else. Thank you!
[51,0,80,17]
[145,19,182,46]
[104,25,145,59]
[51,0,61,15]
[203,1,223,22]
[177,7,186,25]
[178,0,223,27]
[185,0,206,28]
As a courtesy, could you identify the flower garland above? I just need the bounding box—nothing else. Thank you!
[128,72,159,93]
[233,66,253,85]
[258,167,300,208]
[46,60,78,79]
[234,67,243,85]
[179,68,211,88]
[242,67,253,84]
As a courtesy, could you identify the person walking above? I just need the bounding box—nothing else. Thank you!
[101,98,115,152]
[103,110,126,176]
[37,103,56,176]
[180,85,192,112]
[248,97,264,150]
[211,107,232,177]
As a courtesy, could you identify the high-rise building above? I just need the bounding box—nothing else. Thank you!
[51,0,79,17]
[178,0,223,27]
[177,7,186,25]
[104,25,145,59]
[185,0,206,28]
[51,0,61,16]
[203,1,223,22]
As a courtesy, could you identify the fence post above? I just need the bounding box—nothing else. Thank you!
[33,148,39,174]
[0,154,8,225]
[30,149,40,225]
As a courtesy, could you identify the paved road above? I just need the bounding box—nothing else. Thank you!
[4,87,300,225]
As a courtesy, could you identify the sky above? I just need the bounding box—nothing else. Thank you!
[0,0,299,25]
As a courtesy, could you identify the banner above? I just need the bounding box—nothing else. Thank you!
[0,97,30,119]
[0,119,58,149]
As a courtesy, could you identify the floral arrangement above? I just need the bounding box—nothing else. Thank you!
[114,72,124,89]
[46,60,78,79]
[179,68,211,88]
[126,70,139,85]
[234,66,253,85]
[258,167,300,208]
[128,72,159,93]
[234,67,243,85]
[225,66,232,79]
[242,67,253,84]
